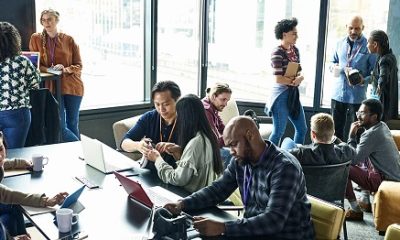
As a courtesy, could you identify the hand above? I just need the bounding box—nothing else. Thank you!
[14,234,31,240]
[164,201,184,215]
[45,192,69,207]
[291,75,304,86]
[145,149,161,162]
[193,216,225,236]
[19,159,33,170]
[138,138,153,154]
[52,64,65,71]
[349,121,361,138]
[156,142,182,159]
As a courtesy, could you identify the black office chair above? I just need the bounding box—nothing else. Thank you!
[302,160,351,240]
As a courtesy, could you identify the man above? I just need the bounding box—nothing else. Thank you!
[281,113,355,165]
[201,82,232,147]
[121,80,181,169]
[164,116,314,239]
[201,82,232,167]
[345,99,400,221]
[331,16,376,141]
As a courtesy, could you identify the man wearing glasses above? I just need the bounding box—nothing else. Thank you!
[345,98,400,221]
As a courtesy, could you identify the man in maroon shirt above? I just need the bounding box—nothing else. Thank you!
[202,83,232,167]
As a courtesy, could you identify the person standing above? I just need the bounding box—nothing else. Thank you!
[265,17,307,146]
[330,16,376,141]
[0,22,41,148]
[367,30,398,121]
[29,9,84,142]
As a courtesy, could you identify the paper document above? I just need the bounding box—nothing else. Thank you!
[47,67,62,75]
[4,169,30,178]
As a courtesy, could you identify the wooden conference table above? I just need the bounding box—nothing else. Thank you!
[3,142,236,240]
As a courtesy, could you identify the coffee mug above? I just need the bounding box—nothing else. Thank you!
[56,208,79,233]
[333,65,341,78]
[32,154,49,172]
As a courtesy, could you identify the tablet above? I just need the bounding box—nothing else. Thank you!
[60,185,86,209]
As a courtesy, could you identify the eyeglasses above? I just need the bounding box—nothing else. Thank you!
[41,17,55,23]
[356,111,371,117]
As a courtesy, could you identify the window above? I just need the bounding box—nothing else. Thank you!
[156,0,201,96]
[321,0,390,107]
[207,0,320,107]
[35,0,145,110]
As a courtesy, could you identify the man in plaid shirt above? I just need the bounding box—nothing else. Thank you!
[165,116,314,239]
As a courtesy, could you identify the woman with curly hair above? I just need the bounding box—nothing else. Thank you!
[0,22,41,148]
[29,9,84,142]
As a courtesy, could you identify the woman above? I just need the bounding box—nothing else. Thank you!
[0,132,68,238]
[0,22,41,149]
[29,9,84,142]
[265,18,307,146]
[146,94,223,193]
[367,30,398,122]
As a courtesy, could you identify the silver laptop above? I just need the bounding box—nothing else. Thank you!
[81,135,138,174]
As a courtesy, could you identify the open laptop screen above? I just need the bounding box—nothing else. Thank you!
[21,51,40,70]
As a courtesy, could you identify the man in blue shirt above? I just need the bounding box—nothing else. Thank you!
[164,116,314,239]
[331,16,376,141]
[121,80,181,169]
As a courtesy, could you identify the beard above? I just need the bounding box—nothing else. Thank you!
[236,140,254,166]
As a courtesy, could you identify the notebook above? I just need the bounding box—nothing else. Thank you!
[113,171,181,208]
[80,135,138,174]
[21,51,40,70]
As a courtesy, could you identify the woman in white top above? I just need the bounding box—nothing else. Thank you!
[146,94,223,193]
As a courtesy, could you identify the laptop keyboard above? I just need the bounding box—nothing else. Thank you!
[145,188,175,206]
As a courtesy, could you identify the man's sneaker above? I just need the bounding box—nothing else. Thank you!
[345,209,364,221]
[358,200,372,213]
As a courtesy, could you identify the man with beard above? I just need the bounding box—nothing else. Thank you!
[163,116,314,239]
[330,16,376,141]
[345,99,400,221]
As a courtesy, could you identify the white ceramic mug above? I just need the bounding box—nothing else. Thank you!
[56,208,79,233]
[32,154,49,172]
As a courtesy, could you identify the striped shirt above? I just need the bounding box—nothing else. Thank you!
[182,141,315,239]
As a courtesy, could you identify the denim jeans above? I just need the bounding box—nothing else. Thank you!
[280,137,298,151]
[268,90,307,146]
[60,95,82,142]
[0,204,26,236]
[0,108,31,148]
[331,100,360,142]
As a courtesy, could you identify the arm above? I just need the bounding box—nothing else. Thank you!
[3,158,32,170]
[347,124,373,164]
[204,109,224,147]
[63,37,82,75]
[0,184,64,207]
[121,114,151,153]
[224,163,302,236]
[377,57,391,92]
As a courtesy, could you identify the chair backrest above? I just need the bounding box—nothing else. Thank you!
[308,195,345,240]
[218,98,239,125]
[302,160,351,204]
[385,223,400,240]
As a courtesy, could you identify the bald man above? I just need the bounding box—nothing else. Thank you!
[164,116,314,239]
[330,15,377,141]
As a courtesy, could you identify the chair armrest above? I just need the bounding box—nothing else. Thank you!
[112,115,142,150]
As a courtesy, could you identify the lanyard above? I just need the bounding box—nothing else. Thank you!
[47,35,57,66]
[159,117,176,142]
[346,43,362,67]
[242,165,252,206]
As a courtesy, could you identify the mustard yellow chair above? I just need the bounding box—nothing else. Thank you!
[373,181,400,232]
[308,195,345,240]
[384,223,400,240]
[390,130,400,150]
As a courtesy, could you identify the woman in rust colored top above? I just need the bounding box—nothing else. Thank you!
[29,9,84,142]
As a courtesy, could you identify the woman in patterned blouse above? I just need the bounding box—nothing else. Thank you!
[0,22,41,148]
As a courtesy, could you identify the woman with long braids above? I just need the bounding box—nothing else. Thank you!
[367,30,398,121]
[145,94,223,193]
[29,9,84,142]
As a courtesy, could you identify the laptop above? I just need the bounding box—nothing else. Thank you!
[80,135,138,174]
[21,51,40,70]
[60,185,86,209]
[113,171,181,208]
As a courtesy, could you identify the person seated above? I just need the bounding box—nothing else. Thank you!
[281,112,355,165]
[0,132,68,239]
[145,94,223,193]
[121,80,181,170]
[201,82,232,167]
[345,98,400,221]
[163,116,315,239]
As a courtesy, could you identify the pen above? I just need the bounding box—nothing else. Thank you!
[125,173,140,177]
